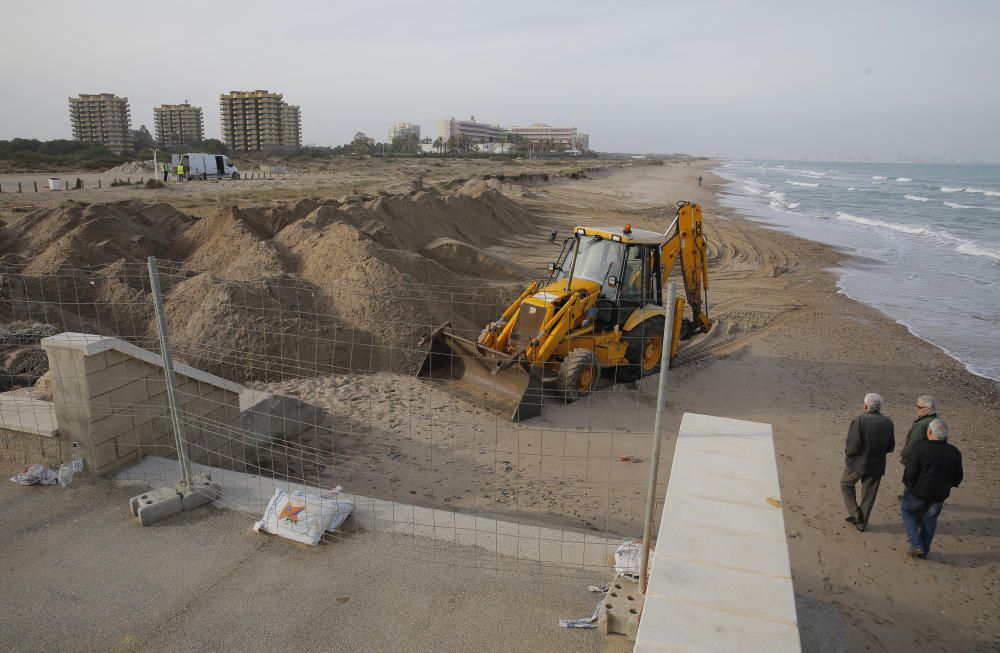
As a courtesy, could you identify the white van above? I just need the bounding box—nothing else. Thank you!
[171,153,240,179]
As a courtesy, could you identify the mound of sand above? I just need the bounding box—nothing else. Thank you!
[0,201,193,274]
[1,183,540,382]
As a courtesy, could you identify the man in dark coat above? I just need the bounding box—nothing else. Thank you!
[900,395,938,466]
[901,418,963,558]
[840,392,895,531]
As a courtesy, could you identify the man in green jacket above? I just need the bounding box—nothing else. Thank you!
[900,395,937,466]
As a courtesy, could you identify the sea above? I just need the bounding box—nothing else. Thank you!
[714,160,1000,381]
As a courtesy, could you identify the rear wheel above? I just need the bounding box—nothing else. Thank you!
[558,349,601,402]
[620,316,665,381]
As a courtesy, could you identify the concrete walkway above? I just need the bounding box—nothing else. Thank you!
[0,468,632,653]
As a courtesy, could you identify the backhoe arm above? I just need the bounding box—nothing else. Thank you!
[662,202,711,337]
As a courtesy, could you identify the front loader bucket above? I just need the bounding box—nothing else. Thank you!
[416,324,544,421]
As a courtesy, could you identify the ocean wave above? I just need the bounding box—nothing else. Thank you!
[742,185,765,195]
[965,187,1000,197]
[785,180,819,187]
[834,212,1000,262]
[944,202,975,209]
[872,176,887,180]
[787,202,800,209]
[848,187,874,191]
[905,195,931,202]
[941,186,964,192]
[896,177,912,182]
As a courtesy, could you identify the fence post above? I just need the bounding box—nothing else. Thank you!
[147,256,193,486]
[34,181,38,192]
[18,182,22,193]
[98,179,102,189]
[639,281,675,593]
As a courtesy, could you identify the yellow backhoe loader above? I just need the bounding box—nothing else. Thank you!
[417,200,711,421]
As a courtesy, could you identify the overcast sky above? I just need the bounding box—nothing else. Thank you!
[2,0,998,160]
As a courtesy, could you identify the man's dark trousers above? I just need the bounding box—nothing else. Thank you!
[841,469,881,526]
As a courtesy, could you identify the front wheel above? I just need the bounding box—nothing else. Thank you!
[558,349,601,402]
[620,316,666,381]
[231,172,240,179]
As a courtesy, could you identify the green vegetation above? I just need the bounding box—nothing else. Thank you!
[0,138,128,171]
[110,178,141,187]
[144,178,165,189]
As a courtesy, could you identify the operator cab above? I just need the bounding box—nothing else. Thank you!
[548,225,666,329]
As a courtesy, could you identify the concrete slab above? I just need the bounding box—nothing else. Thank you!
[0,394,58,437]
[113,456,621,571]
[635,412,801,653]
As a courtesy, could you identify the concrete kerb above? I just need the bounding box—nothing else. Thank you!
[114,456,621,568]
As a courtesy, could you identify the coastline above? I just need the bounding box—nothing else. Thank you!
[537,160,998,651]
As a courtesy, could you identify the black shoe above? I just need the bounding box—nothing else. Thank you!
[845,516,859,524]
[854,522,866,532]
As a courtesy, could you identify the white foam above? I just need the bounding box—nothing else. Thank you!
[941,186,964,193]
[964,187,1000,197]
[787,202,800,209]
[895,177,912,182]
[785,180,818,187]
[872,176,887,180]
[834,212,1000,262]
[944,202,975,209]
[742,185,764,195]
[905,195,931,202]
[848,187,874,191]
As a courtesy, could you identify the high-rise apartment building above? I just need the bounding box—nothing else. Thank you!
[219,90,302,151]
[68,93,133,153]
[281,104,302,148]
[153,102,205,149]
[388,121,420,143]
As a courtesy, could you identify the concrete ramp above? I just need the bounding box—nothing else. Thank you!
[635,413,800,652]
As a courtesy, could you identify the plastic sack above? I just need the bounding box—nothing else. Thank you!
[253,487,353,546]
[10,464,59,486]
[614,540,654,580]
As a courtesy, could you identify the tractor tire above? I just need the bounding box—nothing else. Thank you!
[558,349,601,403]
[620,316,666,381]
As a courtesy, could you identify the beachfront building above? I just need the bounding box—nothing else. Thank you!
[281,104,302,148]
[438,116,507,144]
[153,102,204,149]
[388,121,420,143]
[68,93,133,153]
[219,90,301,151]
[509,123,589,152]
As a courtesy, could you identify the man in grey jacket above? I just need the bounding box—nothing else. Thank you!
[841,392,896,531]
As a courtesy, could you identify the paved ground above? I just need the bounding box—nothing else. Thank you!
[0,469,632,653]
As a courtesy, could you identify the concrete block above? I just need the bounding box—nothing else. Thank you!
[599,577,643,640]
[129,487,182,526]
[176,474,221,510]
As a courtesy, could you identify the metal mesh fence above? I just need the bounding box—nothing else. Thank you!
[1,259,672,579]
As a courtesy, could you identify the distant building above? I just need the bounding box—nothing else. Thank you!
[68,93,132,153]
[281,104,302,148]
[388,121,420,143]
[438,116,507,144]
[509,123,589,151]
[219,90,302,151]
[153,102,204,149]
[474,142,514,154]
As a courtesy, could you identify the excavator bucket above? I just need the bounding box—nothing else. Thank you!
[416,323,544,421]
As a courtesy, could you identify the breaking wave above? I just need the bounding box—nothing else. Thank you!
[905,195,931,201]
[944,202,975,209]
[785,180,818,187]
[965,187,1000,197]
[896,177,912,182]
[941,186,964,192]
[835,212,1000,262]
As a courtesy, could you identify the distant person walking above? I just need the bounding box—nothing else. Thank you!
[176,164,185,183]
[840,392,895,531]
[698,175,703,187]
[900,395,937,467]
[161,162,168,183]
[901,418,963,558]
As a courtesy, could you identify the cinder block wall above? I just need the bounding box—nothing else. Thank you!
[0,427,65,465]
[42,335,243,474]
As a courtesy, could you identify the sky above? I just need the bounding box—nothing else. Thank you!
[2,0,998,161]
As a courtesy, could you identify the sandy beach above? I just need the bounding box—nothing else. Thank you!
[2,158,996,651]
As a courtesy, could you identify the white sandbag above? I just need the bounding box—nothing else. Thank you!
[253,486,353,546]
[614,540,654,580]
[10,464,58,486]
